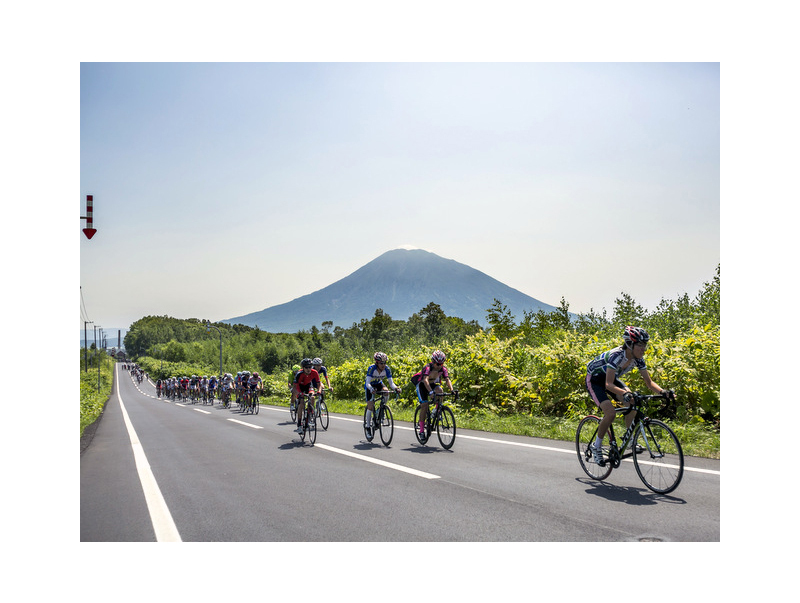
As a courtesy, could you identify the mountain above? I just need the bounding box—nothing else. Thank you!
[222,248,559,332]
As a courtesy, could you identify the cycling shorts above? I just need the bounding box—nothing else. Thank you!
[416,383,440,404]
[585,374,626,408]
[365,382,386,402]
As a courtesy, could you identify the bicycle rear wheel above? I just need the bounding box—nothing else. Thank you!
[379,405,394,447]
[436,406,456,449]
[575,415,613,481]
[633,419,684,494]
[318,400,329,430]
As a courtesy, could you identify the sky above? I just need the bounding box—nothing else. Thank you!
[79,62,719,334]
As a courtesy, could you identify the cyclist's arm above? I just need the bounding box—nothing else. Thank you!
[605,368,628,400]
[640,369,668,396]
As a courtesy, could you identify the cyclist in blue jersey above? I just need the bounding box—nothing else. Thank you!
[585,326,674,464]
[364,352,401,436]
[312,357,332,392]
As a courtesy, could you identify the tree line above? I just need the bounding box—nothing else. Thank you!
[123,265,719,425]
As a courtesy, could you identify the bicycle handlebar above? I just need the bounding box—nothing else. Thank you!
[615,391,674,414]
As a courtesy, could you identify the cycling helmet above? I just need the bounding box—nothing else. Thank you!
[623,326,650,347]
[431,350,446,364]
[374,352,388,363]
[253,372,259,378]
[301,358,313,368]
[312,357,323,365]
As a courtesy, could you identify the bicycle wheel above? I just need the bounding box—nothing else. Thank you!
[413,406,429,445]
[290,401,297,423]
[254,395,260,415]
[307,410,317,445]
[378,405,394,447]
[436,406,456,449]
[575,415,613,481]
[633,419,684,494]
[318,400,329,430]
[363,406,375,442]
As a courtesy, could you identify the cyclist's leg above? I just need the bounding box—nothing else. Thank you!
[415,384,430,434]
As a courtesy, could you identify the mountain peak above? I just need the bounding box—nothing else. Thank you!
[222,250,555,332]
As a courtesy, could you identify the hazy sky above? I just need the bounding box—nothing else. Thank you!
[80,62,719,333]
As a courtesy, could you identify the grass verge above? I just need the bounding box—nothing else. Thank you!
[259,394,720,459]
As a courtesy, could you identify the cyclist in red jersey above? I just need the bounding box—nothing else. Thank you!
[293,358,320,433]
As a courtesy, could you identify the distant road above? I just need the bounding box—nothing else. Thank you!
[80,364,720,542]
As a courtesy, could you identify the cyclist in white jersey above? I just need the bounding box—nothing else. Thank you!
[585,326,674,463]
[364,352,401,433]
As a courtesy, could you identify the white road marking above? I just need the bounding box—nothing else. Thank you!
[227,419,263,429]
[116,365,182,542]
[314,443,440,479]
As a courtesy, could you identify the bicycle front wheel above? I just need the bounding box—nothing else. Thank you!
[363,406,375,442]
[318,401,329,430]
[575,415,613,481]
[254,395,260,414]
[436,406,456,449]
[633,419,684,494]
[379,405,394,447]
[307,411,317,445]
[290,402,297,423]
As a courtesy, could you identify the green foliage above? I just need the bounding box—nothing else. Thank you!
[122,266,720,431]
[80,350,114,436]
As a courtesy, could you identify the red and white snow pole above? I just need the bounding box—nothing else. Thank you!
[82,195,97,239]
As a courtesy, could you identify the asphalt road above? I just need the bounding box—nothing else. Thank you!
[80,364,720,542]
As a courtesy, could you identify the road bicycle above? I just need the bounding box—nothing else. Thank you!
[363,389,397,446]
[250,388,260,414]
[575,392,684,494]
[221,385,232,408]
[414,390,458,449]
[295,393,317,445]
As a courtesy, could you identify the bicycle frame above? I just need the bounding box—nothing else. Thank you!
[604,394,670,467]
[427,391,457,427]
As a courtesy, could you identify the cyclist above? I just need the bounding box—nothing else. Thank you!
[179,375,190,399]
[312,357,332,393]
[248,371,263,400]
[293,359,320,433]
[364,352,401,436]
[208,374,218,401]
[156,378,163,397]
[412,350,454,437]
[585,326,674,464]
[221,373,234,404]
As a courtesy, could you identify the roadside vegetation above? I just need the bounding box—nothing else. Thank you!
[109,265,720,457]
[80,347,114,436]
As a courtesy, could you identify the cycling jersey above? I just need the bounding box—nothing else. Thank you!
[293,369,320,393]
[586,346,646,381]
[365,363,396,391]
[412,362,449,386]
